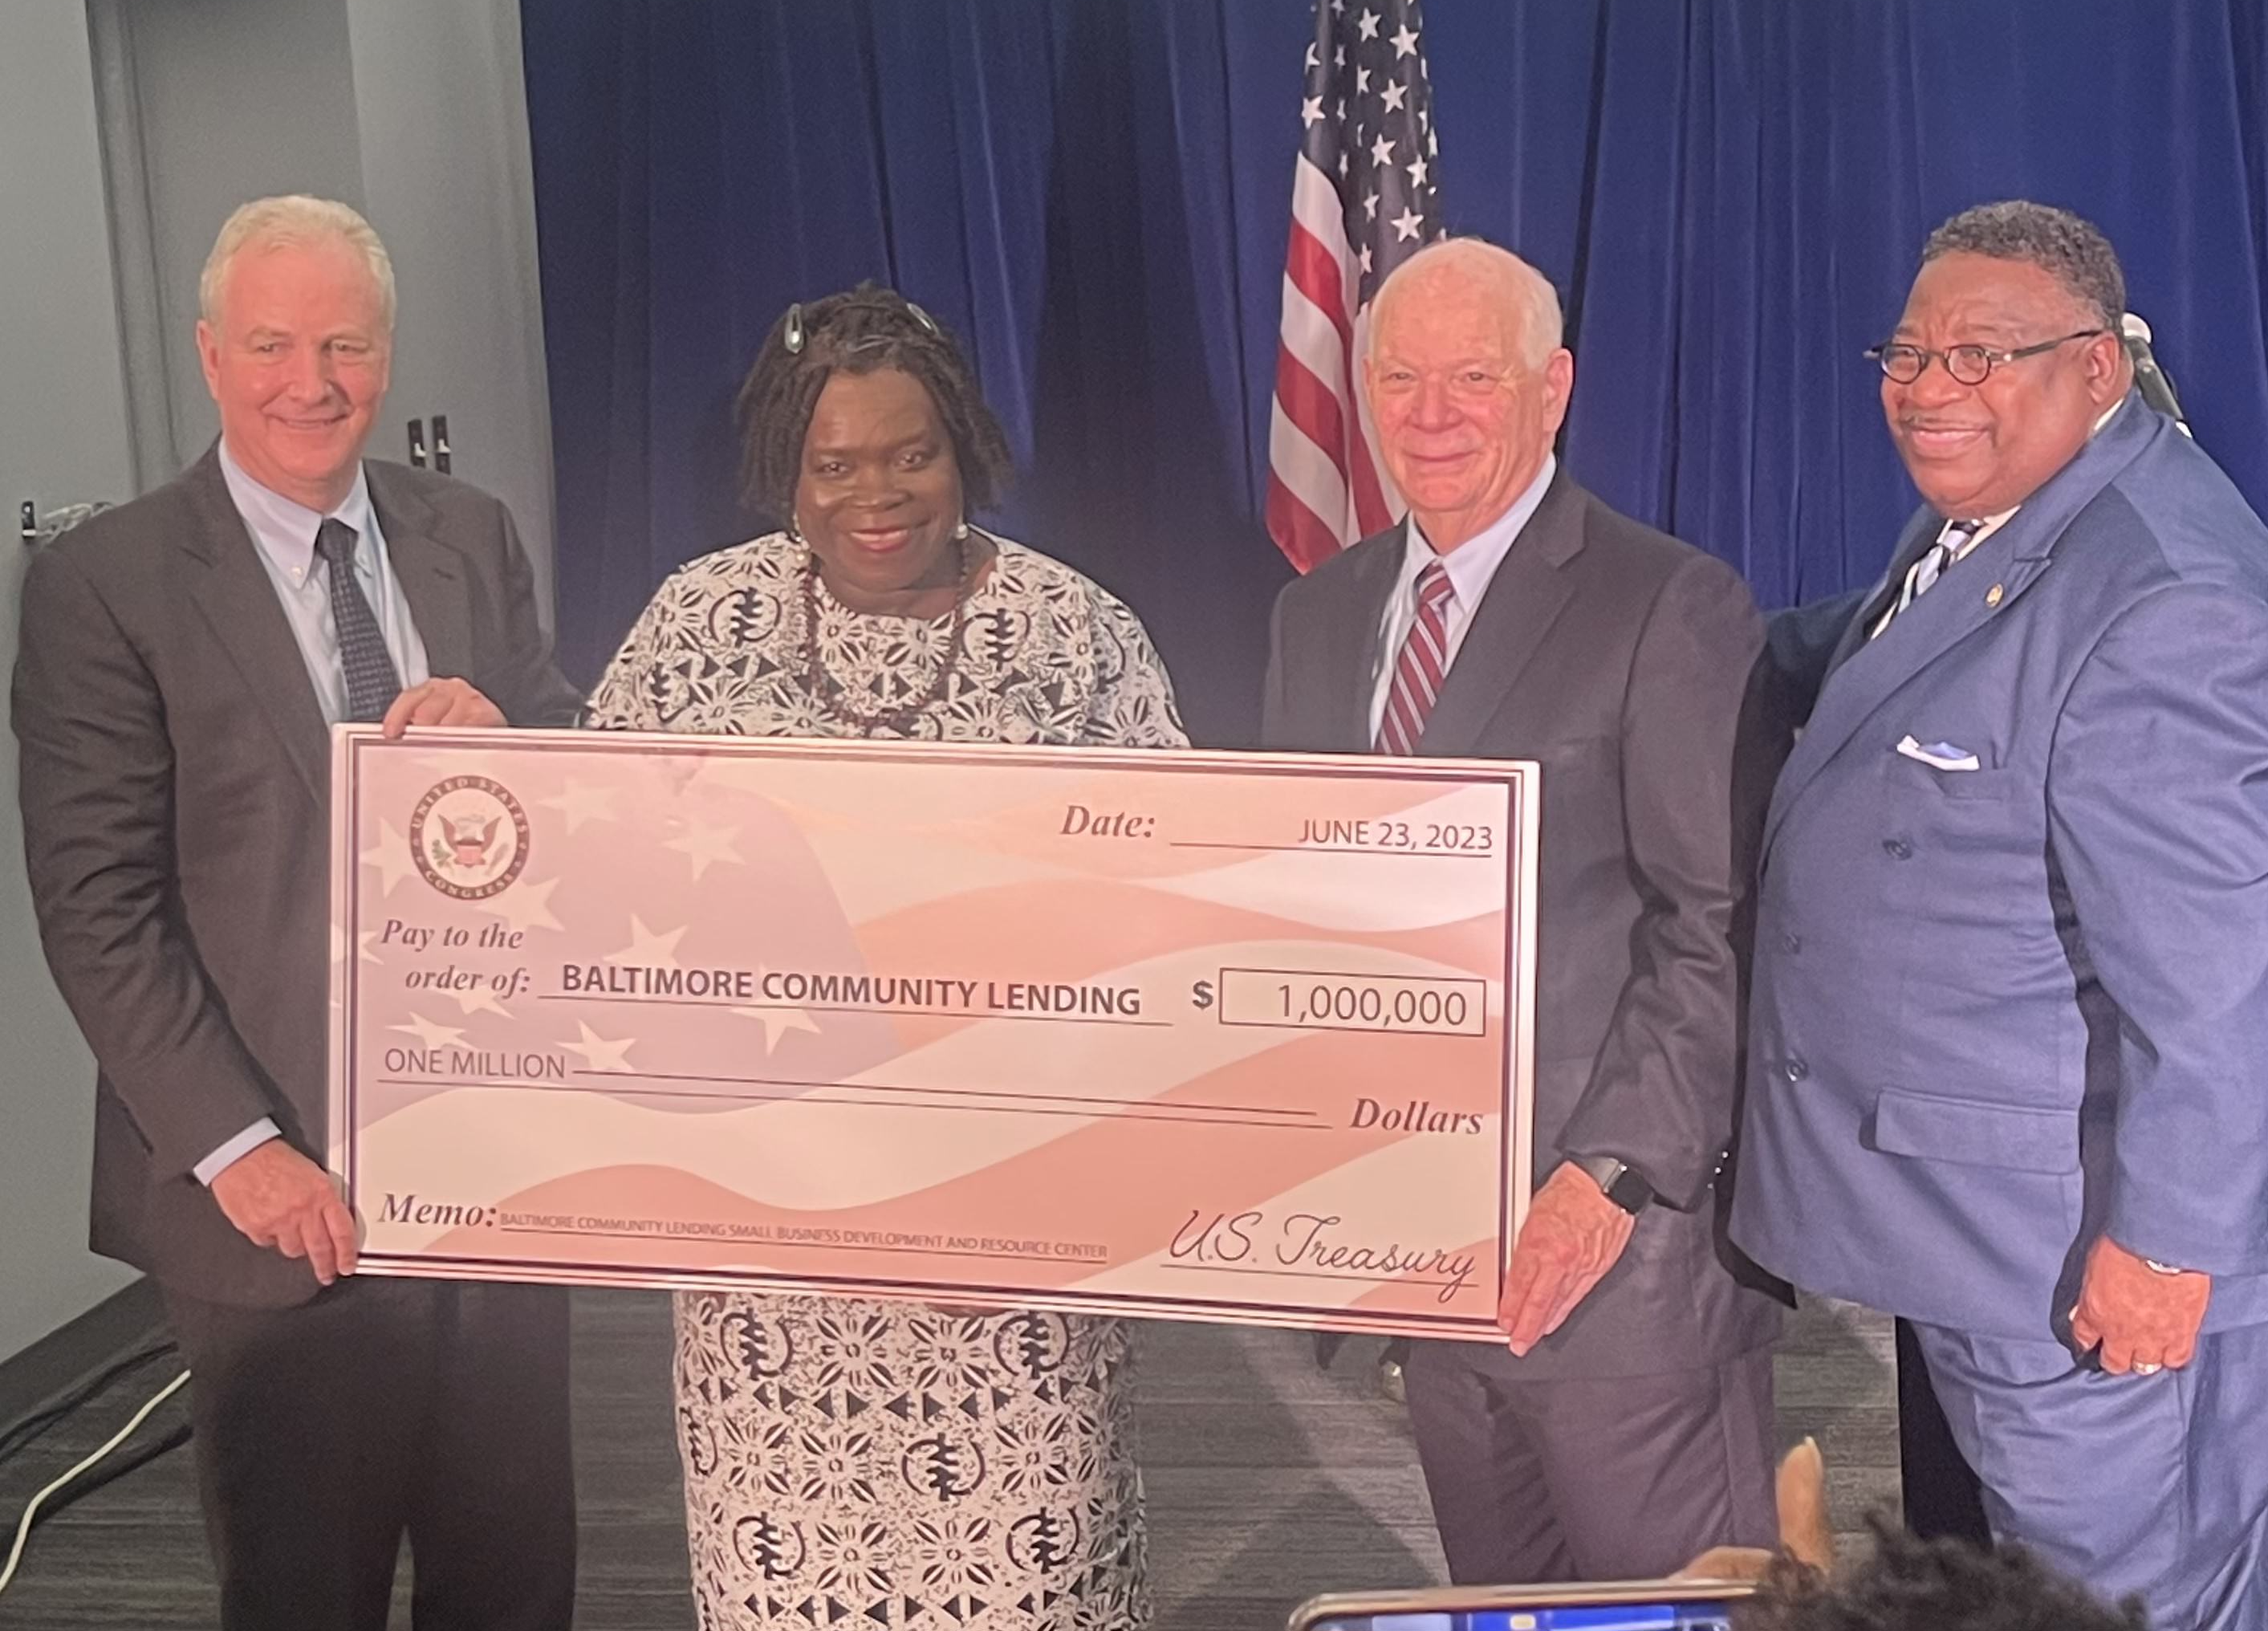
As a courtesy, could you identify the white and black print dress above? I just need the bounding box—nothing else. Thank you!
[586,530,1184,1631]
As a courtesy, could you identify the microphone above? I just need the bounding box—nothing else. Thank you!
[2120,313,2193,436]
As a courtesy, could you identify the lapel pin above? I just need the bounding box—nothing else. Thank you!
[1986,583,2004,608]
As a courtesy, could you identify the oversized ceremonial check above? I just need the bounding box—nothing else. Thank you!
[328,729,1537,1340]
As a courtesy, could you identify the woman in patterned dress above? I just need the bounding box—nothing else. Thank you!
[586,287,1183,1631]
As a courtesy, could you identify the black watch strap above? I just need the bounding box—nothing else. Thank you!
[1571,1154,1654,1215]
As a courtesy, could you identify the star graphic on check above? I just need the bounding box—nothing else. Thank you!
[390,1012,467,1051]
[357,929,384,966]
[559,1021,637,1073]
[732,970,819,1051]
[442,984,512,1019]
[539,779,617,833]
[606,915,685,970]
[359,819,419,896]
[731,1005,821,1051]
[477,874,563,935]
[667,820,744,881]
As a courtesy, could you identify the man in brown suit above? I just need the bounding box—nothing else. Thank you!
[12,196,583,1629]
[1263,238,1785,1580]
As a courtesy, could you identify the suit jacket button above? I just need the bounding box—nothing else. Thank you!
[1882,837,1913,860]
[1782,1057,1809,1082]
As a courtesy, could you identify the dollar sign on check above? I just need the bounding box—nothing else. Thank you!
[1189,979,1214,1010]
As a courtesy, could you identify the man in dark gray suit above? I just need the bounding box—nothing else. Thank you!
[13,196,583,1630]
[1262,238,1783,1581]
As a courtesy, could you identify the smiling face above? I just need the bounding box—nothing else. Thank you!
[1364,261,1571,551]
[197,236,390,511]
[794,367,966,611]
[1880,251,2126,518]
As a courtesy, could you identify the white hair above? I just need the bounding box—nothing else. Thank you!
[199,195,396,332]
[1368,237,1563,368]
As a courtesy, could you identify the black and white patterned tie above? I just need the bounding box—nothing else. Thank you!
[315,519,401,722]
[1872,519,1981,640]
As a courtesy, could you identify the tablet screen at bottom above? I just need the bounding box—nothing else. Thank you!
[1307,1600,1741,1631]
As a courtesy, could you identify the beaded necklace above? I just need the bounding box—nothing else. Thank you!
[796,531,978,734]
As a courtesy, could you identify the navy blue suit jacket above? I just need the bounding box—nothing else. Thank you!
[1734,397,2268,1340]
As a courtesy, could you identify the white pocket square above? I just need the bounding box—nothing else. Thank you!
[1896,734,1981,772]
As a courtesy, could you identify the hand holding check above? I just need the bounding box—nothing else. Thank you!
[380,677,507,738]
[209,1140,360,1284]
[1498,1160,1636,1355]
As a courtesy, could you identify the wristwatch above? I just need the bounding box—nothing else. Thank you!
[1570,1154,1655,1215]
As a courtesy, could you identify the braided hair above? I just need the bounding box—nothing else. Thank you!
[735,283,1014,524]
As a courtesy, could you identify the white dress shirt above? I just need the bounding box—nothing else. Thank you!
[196,444,432,1186]
[1367,454,1557,741]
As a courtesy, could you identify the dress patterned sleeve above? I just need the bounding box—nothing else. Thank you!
[583,568,697,731]
[1082,585,1189,750]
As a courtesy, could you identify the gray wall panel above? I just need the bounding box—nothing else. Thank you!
[0,0,147,1365]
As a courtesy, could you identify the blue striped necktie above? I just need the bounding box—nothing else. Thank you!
[1872,519,1981,640]
[315,519,401,722]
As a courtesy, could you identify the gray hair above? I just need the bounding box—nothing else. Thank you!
[1921,201,2125,331]
[1370,237,1564,368]
[199,195,396,332]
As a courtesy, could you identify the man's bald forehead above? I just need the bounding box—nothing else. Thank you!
[1371,238,1563,364]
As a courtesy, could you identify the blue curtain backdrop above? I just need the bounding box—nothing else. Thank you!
[521,0,2268,746]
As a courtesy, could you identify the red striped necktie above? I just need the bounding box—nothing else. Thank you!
[1376,560,1456,755]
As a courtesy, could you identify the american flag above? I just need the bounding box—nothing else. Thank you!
[1264,0,1444,572]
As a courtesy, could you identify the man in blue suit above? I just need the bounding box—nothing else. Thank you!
[1735,200,2268,1629]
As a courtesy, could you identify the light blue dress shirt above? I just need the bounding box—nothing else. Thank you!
[1367,453,1557,742]
[195,442,432,1186]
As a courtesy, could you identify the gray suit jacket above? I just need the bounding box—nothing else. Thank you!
[1262,470,1786,1378]
[13,445,583,1308]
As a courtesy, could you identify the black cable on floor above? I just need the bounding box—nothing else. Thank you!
[0,1342,180,1468]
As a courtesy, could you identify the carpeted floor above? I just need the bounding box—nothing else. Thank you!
[0,1291,1896,1629]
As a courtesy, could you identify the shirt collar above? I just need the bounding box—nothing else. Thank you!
[218,439,376,579]
[1402,453,1558,608]
[1945,397,2133,562]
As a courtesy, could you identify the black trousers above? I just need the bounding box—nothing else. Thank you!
[162,1275,575,1631]
[1895,1316,1991,1544]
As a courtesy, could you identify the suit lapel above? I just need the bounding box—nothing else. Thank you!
[368,462,472,679]
[179,449,329,805]
[1824,508,1941,680]
[1416,472,1584,757]
[1768,526,2053,841]
[1765,393,2164,849]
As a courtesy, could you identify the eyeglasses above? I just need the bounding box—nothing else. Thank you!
[1866,329,2105,386]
